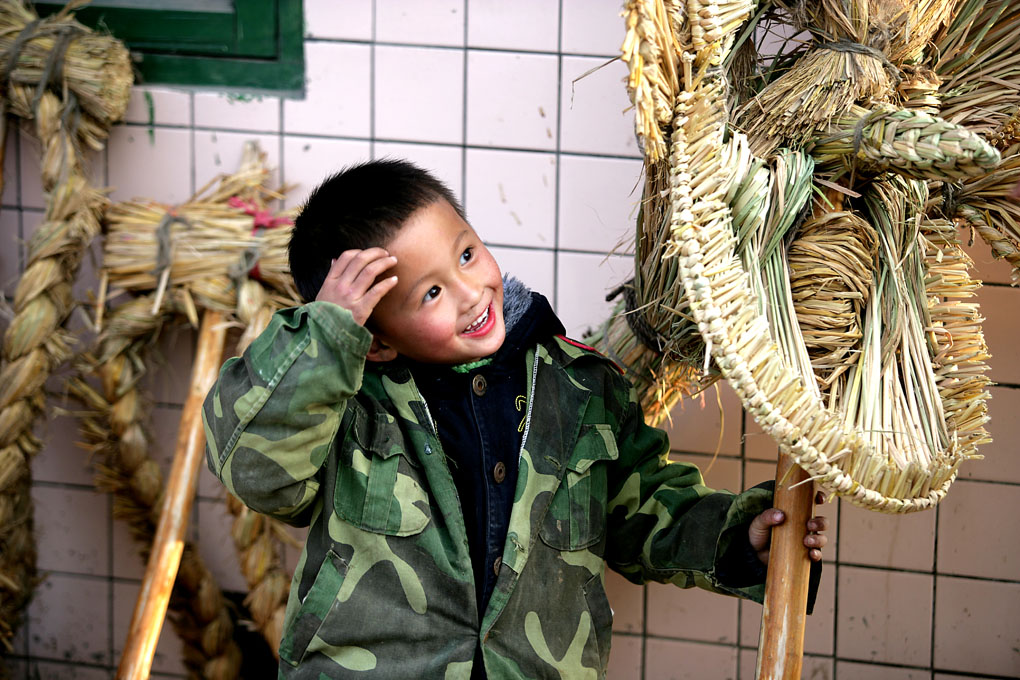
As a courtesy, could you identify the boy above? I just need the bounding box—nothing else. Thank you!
[203,160,826,679]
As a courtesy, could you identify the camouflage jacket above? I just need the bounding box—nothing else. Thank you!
[204,301,774,679]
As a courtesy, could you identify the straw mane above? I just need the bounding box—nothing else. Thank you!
[585,0,1014,513]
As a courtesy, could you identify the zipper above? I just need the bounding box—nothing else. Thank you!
[413,382,439,438]
[517,347,539,460]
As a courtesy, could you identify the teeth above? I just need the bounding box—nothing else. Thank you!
[464,306,489,333]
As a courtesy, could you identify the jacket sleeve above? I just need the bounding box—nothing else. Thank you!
[603,381,774,604]
[203,301,372,524]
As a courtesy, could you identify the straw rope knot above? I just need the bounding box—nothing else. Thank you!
[940,181,963,219]
[151,208,192,282]
[817,39,901,82]
[606,280,671,355]
[227,196,293,283]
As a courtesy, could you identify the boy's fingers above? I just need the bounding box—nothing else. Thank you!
[804,531,827,547]
[326,250,360,279]
[807,516,828,532]
[350,254,398,293]
[362,275,399,309]
[748,509,784,553]
[331,248,388,282]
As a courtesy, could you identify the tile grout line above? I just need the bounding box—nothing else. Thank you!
[369,0,377,161]
[14,128,32,665]
[303,34,619,61]
[461,0,468,208]
[108,120,643,163]
[552,0,564,318]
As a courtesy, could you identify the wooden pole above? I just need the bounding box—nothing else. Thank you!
[757,189,835,679]
[117,310,227,680]
[755,454,815,679]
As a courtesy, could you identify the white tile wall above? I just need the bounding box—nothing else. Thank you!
[28,574,111,666]
[107,127,193,204]
[560,56,640,157]
[377,0,465,46]
[124,86,192,127]
[305,0,373,41]
[561,0,626,56]
[194,92,281,133]
[465,148,557,248]
[18,130,46,210]
[558,153,642,253]
[1,132,19,205]
[32,486,109,576]
[284,42,372,137]
[0,207,20,294]
[466,51,559,150]
[375,45,465,144]
[467,0,560,51]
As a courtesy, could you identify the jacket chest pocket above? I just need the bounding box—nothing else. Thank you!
[334,404,431,536]
[540,423,619,551]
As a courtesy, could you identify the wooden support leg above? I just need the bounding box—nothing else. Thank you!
[117,310,227,680]
[756,453,815,680]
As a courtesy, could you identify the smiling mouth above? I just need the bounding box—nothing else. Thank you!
[463,305,491,334]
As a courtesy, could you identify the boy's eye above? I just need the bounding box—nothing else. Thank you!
[423,286,441,302]
[460,247,473,265]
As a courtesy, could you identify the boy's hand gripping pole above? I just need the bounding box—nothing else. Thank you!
[755,454,815,679]
[117,310,227,680]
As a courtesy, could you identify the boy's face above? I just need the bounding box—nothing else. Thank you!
[368,200,505,364]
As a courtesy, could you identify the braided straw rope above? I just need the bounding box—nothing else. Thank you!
[811,105,1001,182]
[943,150,1020,284]
[76,144,298,667]
[0,0,131,656]
[69,293,243,679]
[226,278,291,651]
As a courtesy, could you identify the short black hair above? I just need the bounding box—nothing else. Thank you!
[288,158,464,302]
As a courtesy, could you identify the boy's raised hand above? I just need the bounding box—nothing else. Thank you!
[316,248,398,326]
[748,491,828,565]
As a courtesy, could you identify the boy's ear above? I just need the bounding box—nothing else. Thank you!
[366,335,398,363]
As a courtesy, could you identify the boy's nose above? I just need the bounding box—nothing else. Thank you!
[455,272,484,309]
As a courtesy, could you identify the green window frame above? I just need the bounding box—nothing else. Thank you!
[34,0,304,94]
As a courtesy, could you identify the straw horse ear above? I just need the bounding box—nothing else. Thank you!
[366,335,398,362]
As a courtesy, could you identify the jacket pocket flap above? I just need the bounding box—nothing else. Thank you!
[567,424,618,474]
[348,401,408,461]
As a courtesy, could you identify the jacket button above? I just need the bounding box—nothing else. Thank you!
[472,374,487,396]
[493,556,502,576]
[493,461,506,483]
